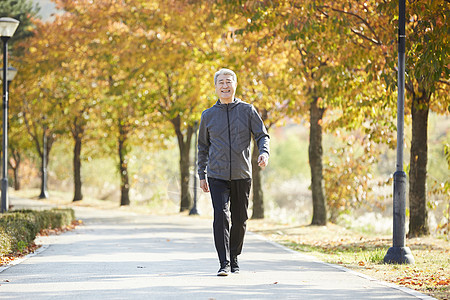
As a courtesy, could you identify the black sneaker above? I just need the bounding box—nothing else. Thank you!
[217,264,230,276]
[231,256,239,274]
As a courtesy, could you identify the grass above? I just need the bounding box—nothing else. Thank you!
[247,219,450,300]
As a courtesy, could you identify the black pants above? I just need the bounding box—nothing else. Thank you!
[208,177,251,265]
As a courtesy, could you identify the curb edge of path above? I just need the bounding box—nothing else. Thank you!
[0,244,49,274]
[248,231,437,300]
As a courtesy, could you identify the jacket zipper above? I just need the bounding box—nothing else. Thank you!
[227,105,232,180]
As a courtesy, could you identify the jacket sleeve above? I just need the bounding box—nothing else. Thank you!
[250,105,270,157]
[197,112,210,180]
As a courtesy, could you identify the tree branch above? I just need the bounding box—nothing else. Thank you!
[438,79,449,86]
[350,28,380,45]
[22,110,42,158]
[318,5,382,46]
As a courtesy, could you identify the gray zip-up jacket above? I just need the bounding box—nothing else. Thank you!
[197,98,270,181]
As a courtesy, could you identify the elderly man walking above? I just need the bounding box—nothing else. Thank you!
[198,68,270,276]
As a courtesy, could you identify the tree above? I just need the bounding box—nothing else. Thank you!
[227,36,296,219]
[226,0,347,225]
[17,72,62,198]
[7,102,35,190]
[11,15,76,198]
[54,0,163,205]
[199,2,303,218]
[148,60,209,212]
[136,0,232,212]
[46,9,106,202]
[1,0,41,190]
[216,0,399,225]
[319,0,449,236]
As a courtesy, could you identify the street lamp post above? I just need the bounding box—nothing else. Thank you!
[0,17,20,213]
[0,66,17,195]
[0,66,17,95]
[189,121,199,216]
[383,0,414,264]
[0,66,17,87]
[39,121,48,199]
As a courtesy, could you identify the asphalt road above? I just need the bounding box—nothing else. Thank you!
[0,197,434,300]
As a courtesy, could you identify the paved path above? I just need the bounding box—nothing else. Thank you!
[0,197,433,299]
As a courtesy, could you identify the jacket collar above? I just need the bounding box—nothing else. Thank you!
[214,98,241,109]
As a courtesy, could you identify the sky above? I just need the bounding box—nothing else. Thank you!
[32,0,61,21]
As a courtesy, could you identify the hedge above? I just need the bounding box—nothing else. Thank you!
[0,208,75,256]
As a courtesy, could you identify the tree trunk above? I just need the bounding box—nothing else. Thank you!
[22,114,54,196]
[171,115,193,212]
[13,167,20,190]
[73,131,83,202]
[118,121,130,206]
[8,149,21,190]
[408,90,430,237]
[251,139,264,219]
[309,97,327,225]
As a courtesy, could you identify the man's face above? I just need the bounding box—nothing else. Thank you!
[215,74,237,103]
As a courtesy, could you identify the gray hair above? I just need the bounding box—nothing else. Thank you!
[214,68,237,85]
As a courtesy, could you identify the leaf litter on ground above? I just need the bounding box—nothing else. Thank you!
[247,219,450,300]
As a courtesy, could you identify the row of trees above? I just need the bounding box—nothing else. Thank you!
[2,0,448,237]
[219,0,449,234]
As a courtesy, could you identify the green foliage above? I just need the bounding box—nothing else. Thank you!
[0,208,75,256]
[445,144,450,167]
[267,128,309,179]
[0,212,38,255]
[17,240,27,252]
[0,227,11,255]
[48,208,75,228]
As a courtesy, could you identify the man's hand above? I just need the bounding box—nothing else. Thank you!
[258,153,269,168]
[200,179,210,193]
